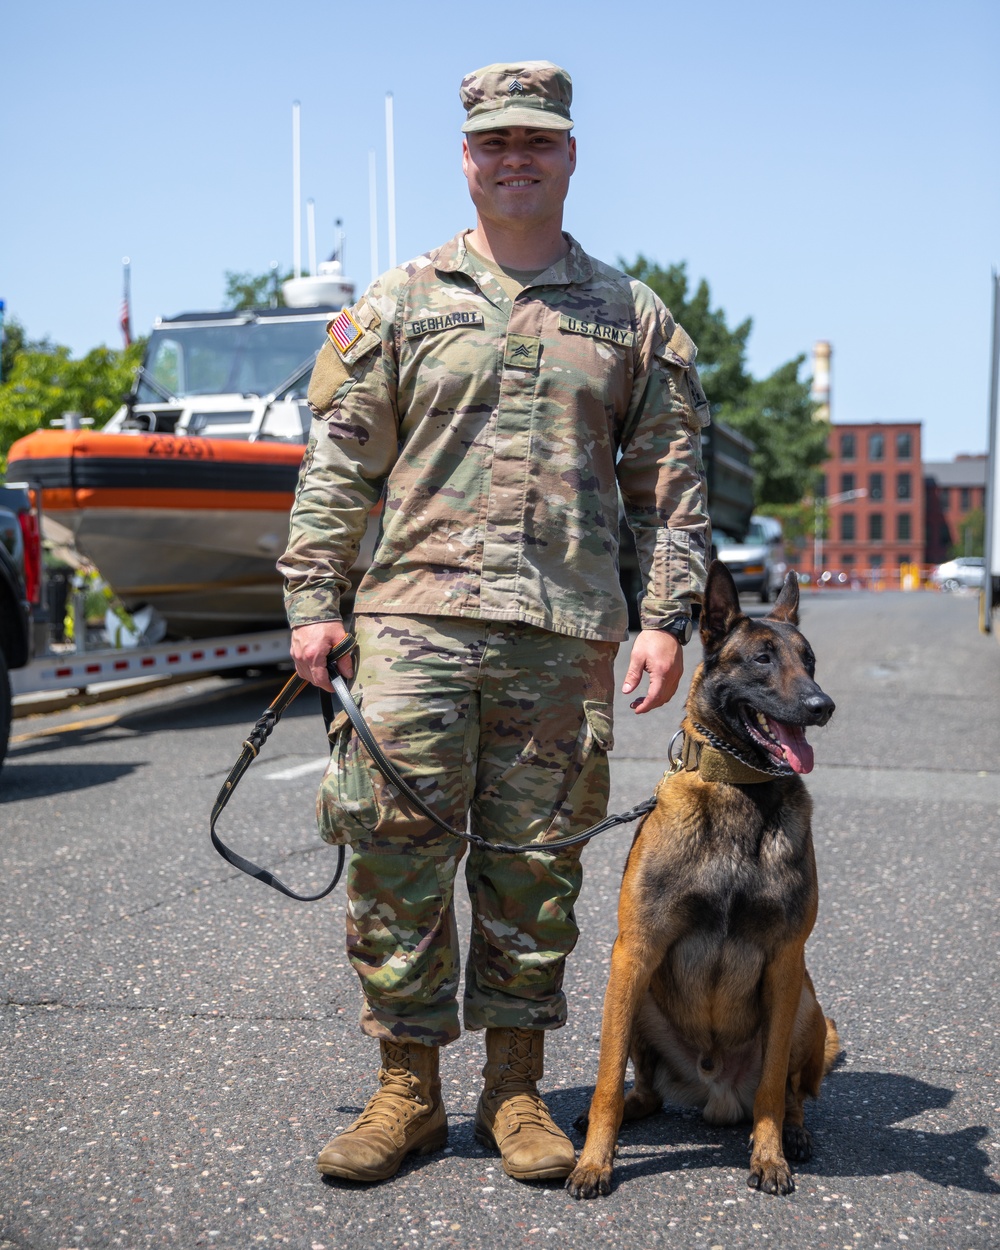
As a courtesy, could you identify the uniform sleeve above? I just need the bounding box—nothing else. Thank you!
[278,289,400,627]
[616,293,711,628]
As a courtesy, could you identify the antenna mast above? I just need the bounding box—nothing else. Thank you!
[385,92,397,269]
[292,101,302,279]
[368,148,379,281]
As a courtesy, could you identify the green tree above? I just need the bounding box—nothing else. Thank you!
[953,507,985,559]
[622,257,828,506]
[0,339,144,474]
[1,315,53,384]
[224,268,294,310]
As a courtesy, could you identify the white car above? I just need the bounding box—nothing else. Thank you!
[931,557,985,592]
[715,515,787,603]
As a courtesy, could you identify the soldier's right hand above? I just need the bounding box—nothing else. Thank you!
[291,621,353,691]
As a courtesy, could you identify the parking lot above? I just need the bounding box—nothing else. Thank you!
[2,590,999,1249]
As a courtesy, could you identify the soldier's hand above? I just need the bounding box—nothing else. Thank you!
[291,621,353,692]
[622,629,683,714]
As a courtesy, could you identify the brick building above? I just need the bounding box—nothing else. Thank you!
[814,422,924,579]
[923,455,988,565]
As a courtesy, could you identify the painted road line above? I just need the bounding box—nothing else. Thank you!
[264,757,331,781]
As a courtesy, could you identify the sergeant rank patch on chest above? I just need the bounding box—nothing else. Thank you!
[404,311,485,338]
[558,314,636,347]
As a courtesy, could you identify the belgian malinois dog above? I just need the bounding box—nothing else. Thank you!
[567,561,840,1199]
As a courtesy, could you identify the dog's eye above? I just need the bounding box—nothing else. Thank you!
[754,651,772,666]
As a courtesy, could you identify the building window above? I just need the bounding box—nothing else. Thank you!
[842,554,854,567]
[840,472,855,494]
[898,554,911,565]
[939,487,950,508]
[869,472,884,501]
[840,433,855,460]
[961,488,972,511]
[897,432,912,459]
[869,514,883,541]
[870,554,883,569]
[840,514,855,541]
[897,513,911,541]
[897,472,912,500]
[869,433,884,460]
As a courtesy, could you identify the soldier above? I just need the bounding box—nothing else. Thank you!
[279,60,711,1185]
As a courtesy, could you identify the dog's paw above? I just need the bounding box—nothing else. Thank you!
[565,1160,613,1199]
[782,1123,813,1162]
[747,1154,795,1196]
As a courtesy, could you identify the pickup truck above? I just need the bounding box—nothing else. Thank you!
[0,482,42,768]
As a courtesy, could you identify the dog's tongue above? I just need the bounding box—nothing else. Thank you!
[766,718,814,774]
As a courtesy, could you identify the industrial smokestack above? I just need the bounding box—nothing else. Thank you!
[811,340,831,422]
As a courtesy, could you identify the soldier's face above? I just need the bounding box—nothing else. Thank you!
[462,127,576,230]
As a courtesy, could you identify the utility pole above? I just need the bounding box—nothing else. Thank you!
[814,488,867,583]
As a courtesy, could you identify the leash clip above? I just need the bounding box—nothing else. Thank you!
[667,727,685,773]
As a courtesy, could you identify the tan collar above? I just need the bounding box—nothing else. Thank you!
[434,229,596,286]
[681,732,777,785]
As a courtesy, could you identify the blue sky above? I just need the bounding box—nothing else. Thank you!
[2,0,997,460]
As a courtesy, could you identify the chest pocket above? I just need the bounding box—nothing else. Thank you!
[549,313,634,412]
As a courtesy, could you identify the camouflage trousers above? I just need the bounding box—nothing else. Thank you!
[316,614,618,1047]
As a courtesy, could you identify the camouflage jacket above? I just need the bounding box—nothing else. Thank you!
[280,231,710,643]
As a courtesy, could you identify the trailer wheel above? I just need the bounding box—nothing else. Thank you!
[0,649,11,776]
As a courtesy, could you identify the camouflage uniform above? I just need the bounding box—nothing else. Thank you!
[282,231,709,638]
[280,211,710,1046]
[319,614,616,1044]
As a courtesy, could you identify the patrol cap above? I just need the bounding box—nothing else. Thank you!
[460,61,573,133]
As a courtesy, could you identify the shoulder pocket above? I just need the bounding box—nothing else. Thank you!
[655,324,711,429]
[307,302,383,418]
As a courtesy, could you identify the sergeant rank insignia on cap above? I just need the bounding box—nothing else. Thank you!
[508,78,524,94]
[327,309,362,355]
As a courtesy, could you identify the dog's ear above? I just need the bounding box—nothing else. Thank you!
[768,571,800,625]
[700,560,745,650]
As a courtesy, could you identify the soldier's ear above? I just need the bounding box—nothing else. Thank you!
[700,560,745,652]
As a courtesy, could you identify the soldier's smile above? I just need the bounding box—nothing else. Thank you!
[463,126,576,230]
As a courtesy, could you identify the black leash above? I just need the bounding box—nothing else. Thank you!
[208,635,356,901]
[210,633,658,899]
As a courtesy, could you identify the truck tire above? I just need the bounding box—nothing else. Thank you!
[0,648,11,775]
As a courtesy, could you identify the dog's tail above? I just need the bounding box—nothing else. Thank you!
[823,1017,842,1075]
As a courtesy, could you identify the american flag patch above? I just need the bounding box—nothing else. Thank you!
[327,309,362,354]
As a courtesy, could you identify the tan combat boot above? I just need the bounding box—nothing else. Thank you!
[474,1027,576,1181]
[316,1039,447,1182]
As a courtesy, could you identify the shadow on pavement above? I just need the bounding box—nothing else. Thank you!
[538,1072,999,1196]
[0,760,142,802]
[9,677,325,755]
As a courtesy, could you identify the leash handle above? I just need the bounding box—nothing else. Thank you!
[208,634,357,901]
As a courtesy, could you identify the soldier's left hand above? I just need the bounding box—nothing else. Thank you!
[622,629,683,714]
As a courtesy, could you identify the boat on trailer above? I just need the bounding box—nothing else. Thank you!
[6,264,374,639]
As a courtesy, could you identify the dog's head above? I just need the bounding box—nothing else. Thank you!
[687,560,835,775]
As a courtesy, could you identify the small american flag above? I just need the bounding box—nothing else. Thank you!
[328,309,362,354]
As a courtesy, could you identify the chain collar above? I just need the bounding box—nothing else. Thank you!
[691,721,796,780]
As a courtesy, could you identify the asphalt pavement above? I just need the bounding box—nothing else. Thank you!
[2,590,998,1250]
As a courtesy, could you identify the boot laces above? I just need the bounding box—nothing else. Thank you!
[353,1047,427,1130]
[501,1030,538,1087]
[492,1030,558,1132]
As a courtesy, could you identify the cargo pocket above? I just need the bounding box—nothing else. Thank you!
[543,699,615,844]
[316,689,382,846]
